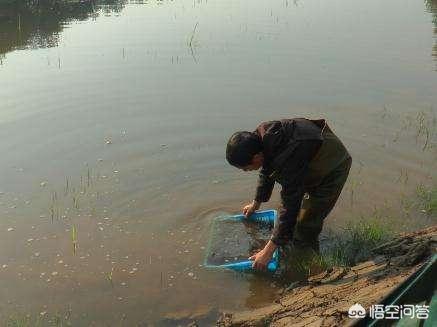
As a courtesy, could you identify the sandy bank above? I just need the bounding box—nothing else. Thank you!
[217,226,437,327]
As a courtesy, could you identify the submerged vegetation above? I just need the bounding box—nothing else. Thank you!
[294,217,396,278]
[298,185,437,275]
[400,184,437,218]
[5,311,71,327]
[279,216,393,283]
[294,217,392,277]
[416,184,437,216]
[320,217,393,267]
[71,225,77,255]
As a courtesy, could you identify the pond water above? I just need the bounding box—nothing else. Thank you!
[205,217,272,266]
[0,0,436,325]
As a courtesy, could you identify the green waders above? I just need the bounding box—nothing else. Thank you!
[288,123,352,254]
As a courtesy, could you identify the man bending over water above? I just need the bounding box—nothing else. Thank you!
[226,118,351,270]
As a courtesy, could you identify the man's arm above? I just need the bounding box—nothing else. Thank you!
[243,168,274,218]
[249,140,321,270]
[270,186,305,246]
[254,167,275,203]
[270,140,321,246]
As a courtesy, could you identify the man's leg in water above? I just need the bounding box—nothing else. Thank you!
[293,156,352,253]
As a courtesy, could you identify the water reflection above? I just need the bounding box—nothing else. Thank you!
[425,0,437,67]
[0,0,126,59]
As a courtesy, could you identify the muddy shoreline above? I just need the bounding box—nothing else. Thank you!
[213,226,437,327]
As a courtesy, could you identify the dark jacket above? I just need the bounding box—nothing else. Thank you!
[253,118,350,246]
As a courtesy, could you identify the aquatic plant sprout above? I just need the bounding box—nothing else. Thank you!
[71,226,77,256]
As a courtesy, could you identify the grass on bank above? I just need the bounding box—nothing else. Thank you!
[320,217,393,267]
[5,313,69,327]
[303,185,437,273]
[292,216,393,278]
[416,184,437,216]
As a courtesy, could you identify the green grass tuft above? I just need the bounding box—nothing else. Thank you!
[416,184,437,216]
[320,217,393,267]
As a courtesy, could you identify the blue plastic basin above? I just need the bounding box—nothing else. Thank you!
[204,209,279,273]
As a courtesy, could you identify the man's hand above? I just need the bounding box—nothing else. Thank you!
[248,240,277,270]
[242,200,261,218]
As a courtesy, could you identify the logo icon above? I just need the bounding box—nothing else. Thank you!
[348,303,366,319]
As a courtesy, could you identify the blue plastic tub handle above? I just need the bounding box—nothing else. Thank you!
[214,250,279,272]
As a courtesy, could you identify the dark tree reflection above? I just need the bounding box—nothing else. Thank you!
[425,0,437,69]
[0,0,127,57]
